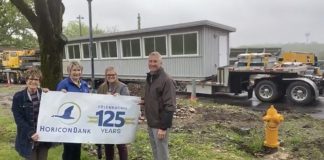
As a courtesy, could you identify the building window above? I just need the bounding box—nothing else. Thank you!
[171,32,198,56]
[121,39,141,57]
[82,43,97,59]
[67,44,80,59]
[144,36,166,56]
[100,41,117,58]
[63,48,66,59]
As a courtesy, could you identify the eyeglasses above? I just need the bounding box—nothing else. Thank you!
[106,74,116,77]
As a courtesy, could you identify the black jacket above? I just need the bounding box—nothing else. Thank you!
[144,68,176,129]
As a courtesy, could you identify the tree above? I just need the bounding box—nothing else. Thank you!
[0,0,38,48]
[10,0,66,89]
[63,21,105,38]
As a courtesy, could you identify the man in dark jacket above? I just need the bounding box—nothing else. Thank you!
[144,52,176,160]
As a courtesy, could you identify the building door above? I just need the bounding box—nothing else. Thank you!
[219,36,228,67]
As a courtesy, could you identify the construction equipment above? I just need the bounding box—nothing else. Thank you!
[187,52,324,105]
[0,49,40,83]
[278,51,318,66]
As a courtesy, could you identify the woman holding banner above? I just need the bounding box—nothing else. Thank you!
[56,61,89,160]
[97,66,130,160]
[12,67,51,160]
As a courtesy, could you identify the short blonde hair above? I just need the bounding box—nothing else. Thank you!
[67,61,83,74]
[105,66,117,75]
[25,67,42,80]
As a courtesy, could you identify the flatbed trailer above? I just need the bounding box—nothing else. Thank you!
[187,66,324,105]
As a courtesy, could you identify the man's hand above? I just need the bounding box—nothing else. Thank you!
[157,129,166,140]
[31,133,39,141]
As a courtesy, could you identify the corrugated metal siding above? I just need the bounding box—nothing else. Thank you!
[63,57,203,80]
[202,27,230,77]
[202,27,219,77]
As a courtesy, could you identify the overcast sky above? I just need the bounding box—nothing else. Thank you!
[62,0,324,47]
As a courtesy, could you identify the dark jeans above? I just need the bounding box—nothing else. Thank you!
[62,143,81,160]
[104,144,128,160]
[24,143,49,160]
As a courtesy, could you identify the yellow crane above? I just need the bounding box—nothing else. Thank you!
[0,49,40,83]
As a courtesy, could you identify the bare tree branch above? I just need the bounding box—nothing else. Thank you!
[10,0,39,32]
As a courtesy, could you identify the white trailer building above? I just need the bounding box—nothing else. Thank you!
[63,20,236,81]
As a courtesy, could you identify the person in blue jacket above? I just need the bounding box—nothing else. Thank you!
[56,61,89,160]
[12,67,51,160]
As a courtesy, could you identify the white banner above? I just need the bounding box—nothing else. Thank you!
[37,91,140,144]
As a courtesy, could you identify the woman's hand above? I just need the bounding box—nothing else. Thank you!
[31,133,39,141]
[138,99,145,106]
[42,88,50,93]
[113,93,120,96]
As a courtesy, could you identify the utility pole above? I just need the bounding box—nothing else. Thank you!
[77,15,84,36]
[137,13,141,30]
[87,0,95,92]
[305,32,310,43]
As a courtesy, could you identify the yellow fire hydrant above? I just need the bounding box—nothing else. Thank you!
[263,105,284,148]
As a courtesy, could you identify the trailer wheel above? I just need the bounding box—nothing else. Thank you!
[254,80,280,102]
[17,78,23,84]
[9,73,17,84]
[286,81,314,105]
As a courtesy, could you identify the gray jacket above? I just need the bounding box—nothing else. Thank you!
[97,81,129,96]
[144,67,176,129]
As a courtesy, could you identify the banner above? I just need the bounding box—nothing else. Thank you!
[37,91,140,144]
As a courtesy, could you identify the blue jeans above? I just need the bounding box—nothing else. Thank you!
[148,127,169,160]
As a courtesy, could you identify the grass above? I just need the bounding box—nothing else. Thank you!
[0,104,21,159]
[0,103,253,160]
[0,85,23,94]
[2,85,324,159]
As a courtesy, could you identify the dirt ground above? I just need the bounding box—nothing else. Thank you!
[168,98,324,159]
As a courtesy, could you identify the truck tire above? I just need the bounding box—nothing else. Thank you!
[254,80,280,102]
[286,81,314,105]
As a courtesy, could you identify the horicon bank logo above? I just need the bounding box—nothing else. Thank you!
[51,102,81,125]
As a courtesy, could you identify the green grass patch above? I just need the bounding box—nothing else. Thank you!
[0,85,23,94]
[0,105,20,159]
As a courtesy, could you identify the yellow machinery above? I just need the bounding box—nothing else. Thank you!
[235,53,277,70]
[235,52,322,76]
[279,51,317,66]
[1,50,37,69]
[0,49,40,83]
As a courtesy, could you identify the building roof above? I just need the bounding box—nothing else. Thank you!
[68,20,236,41]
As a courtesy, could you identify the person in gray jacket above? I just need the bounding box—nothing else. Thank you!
[143,51,176,160]
[97,66,129,160]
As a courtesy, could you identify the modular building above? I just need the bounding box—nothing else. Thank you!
[63,20,236,81]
